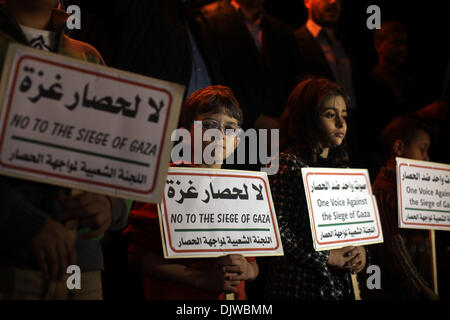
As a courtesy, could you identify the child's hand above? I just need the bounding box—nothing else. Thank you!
[344,246,366,274]
[31,219,77,281]
[195,254,257,294]
[220,254,257,281]
[327,246,357,269]
[197,260,240,294]
[60,192,112,239]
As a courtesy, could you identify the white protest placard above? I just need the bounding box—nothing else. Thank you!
[301,168,383,251]
[158,167,284,258]
[0,43,184,203]
[396,157,450,231]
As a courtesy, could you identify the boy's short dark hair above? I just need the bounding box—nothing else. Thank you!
[179,85,244,128]
[380,115,431,157]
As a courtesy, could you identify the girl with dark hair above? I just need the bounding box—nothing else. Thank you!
[265,77,366,300]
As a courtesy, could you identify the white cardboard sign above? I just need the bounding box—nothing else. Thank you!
[396,157,450,231]
[158,167,284,258]
[0,44,184,203]
[301,167,383,251]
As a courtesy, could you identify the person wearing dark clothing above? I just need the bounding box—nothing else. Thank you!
[370,21,425,139]
[369,116,438,300]
[294,0,357,108]
[365,21,426,180]
[197,0,302,129]
[265,77,367,300]
[74,0,223,99]
[0,0,128,299]
[294,0,364,169]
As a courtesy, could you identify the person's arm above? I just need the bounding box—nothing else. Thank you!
[128,251,241,294]
[0,179,47,259]
[328,246,366,273]
[0,178,76,280]
[59,192,126,239]
[222,255,258,282]
[60,192,112,239]
[124,203,243,294]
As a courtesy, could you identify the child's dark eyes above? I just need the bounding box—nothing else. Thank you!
[196,119,241,136]
[202,121,216,130]
[324,112,335,119]
[323,112,348,121]
[223,125,237,131]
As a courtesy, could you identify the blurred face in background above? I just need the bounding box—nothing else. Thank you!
[379,31,408,66]
[305,0,341,27]
[398,129,430,162]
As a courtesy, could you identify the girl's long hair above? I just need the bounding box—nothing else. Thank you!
[279,77,350,166]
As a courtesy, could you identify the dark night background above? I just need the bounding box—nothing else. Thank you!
[264,0,449,103]
[69,0,449,103]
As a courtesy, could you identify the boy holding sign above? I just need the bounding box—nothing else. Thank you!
[124,85,259,299]
[370,115,438,299]
[0,0,128,299]
[265,77,366,300]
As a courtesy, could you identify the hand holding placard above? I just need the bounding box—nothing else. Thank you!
[327,246,365,272]
[60,191,112,240]
[31,219,76,281]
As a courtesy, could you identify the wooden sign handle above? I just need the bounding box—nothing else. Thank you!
[225,293,235,300]
[429,230,439,296]
[351,273,361,300]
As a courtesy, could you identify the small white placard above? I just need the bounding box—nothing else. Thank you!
[301,167,383,251]
[396,157,450,231]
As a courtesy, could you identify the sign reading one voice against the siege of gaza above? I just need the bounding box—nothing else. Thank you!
[301,168,383,251]
[158,167,284,258]
[0,44,184,203]
[397,157,450,231]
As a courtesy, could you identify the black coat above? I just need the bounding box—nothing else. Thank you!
[294,25,335,81]
[294,25,369,168]
[196,0,302,128]
[75,0,222,91]
[294,25,365,105]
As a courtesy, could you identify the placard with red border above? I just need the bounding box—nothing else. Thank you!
[396,157,450,231]
[301,167,383,251]
[158,167,284,258]
[0,44,184,203]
